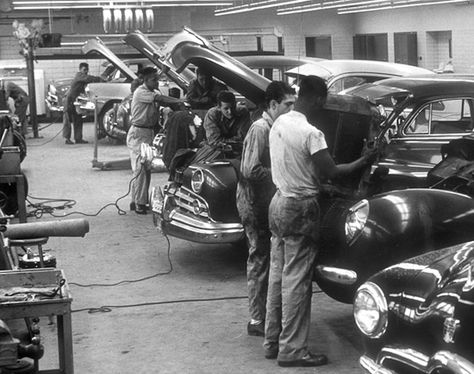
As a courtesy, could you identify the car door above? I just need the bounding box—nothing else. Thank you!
[380,97,474,186]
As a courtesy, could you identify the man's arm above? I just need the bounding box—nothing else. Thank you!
[203,108,224,145]
[311,148,373,180]
[241,124,271,182]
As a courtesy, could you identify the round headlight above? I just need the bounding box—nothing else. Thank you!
[191,169,204,193]
[345,199,369,244]
[353,282,388,338]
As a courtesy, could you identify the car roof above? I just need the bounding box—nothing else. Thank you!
[236,55,324,70]
[285,60,433,81]
[347,74,474,103]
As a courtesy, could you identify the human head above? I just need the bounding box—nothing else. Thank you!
[79,62,89,74]
[141,66,159,91]
[264,81,296,121]
[217,90,236,119]
[196,67,212,89]
[296,75,328,113]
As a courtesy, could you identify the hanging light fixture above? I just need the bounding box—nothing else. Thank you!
[124,8,133,31]
[102,8,112,33]
[135,8,144,30]
[145,8,154,32]
[113,8,122,33]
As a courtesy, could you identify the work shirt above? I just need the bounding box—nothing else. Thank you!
[66,71,102,103]
[240,111,273,183]
[203,106,251,145]
[130,84,161,129]
[269,110,327,198]
[185,78,227,110]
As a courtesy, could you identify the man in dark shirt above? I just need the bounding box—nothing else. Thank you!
[64,62,104,144]
[203,90,251,146]
[185,67,227,110]
[2,80,29,136]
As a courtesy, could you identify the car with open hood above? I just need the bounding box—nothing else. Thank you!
[354,240,474,374]
[137,28,474,303]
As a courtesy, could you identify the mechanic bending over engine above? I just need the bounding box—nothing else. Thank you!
[127,66,183,215]
[236,81,296,338]
[203,90,251,146]
[185,67,227,110]
[264,75,376,367]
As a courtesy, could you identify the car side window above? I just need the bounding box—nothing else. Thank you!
[405,99,474,135]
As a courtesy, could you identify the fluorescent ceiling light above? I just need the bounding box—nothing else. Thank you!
[215,0,310,15]
[13,0,232,9]
[277,0,385,14]
[337,0,466,13]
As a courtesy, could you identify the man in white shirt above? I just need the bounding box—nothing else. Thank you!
[264,75,374,367]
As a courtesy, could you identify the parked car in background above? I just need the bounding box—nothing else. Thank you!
[355,240,474,374]
[285,59,433,94]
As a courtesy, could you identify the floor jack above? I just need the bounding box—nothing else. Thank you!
[90,97,131,171]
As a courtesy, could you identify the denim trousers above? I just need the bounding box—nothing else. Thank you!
[263,190,320,362]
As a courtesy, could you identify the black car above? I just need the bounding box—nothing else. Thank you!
[354,240,474,374]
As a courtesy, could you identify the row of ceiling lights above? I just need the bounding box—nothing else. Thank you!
[11,0,470,13]
[214,0,469,15]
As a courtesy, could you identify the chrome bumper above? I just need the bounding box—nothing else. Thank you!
[315,265,357,285]
[158,208,244,244]
[151,186,244,244]
[360,346,474,374]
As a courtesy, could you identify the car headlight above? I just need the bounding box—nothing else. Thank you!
[345,199,369,244]
[191,169,204,193]
[353,282,388,338]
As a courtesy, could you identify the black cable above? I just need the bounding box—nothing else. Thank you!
[69,234,173,288]
[28,113,65,147]
[25,163,145,218]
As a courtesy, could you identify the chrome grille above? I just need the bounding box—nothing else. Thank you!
[172,186,210,219]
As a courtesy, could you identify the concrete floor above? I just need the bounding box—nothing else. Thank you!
[13,121,363,374]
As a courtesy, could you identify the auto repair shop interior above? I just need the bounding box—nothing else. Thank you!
[1,0,474,373]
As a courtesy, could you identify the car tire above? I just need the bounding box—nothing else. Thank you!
[98,101,123,141]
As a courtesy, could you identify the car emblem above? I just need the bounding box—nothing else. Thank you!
[443,317,460,343]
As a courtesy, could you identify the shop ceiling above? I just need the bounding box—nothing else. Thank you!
[7,0,471,15]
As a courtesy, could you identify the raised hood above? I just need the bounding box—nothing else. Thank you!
[159,27,269,106]
[123,31,192,92]
[82,38,137,81]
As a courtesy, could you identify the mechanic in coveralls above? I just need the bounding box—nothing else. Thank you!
[236,81,296,337]
[185,67,227,110]
[1,80,29,136]
[126,66,182,215]
[264,75,375,367]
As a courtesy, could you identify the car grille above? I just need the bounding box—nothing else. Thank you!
[172,186,210,220]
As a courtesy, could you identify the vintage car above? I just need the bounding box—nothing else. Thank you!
[285,59,432,94]
[354,240,474,374]
[316,148,474,302]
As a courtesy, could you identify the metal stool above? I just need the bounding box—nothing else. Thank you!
[8,237,52,269]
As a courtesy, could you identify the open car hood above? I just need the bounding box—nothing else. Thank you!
[123,31,194,93]
[158,27,269,106]
[82,38,137,81]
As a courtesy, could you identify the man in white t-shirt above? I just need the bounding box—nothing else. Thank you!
[264,75,374,367]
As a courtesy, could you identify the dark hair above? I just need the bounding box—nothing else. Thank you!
[196,67,211,77]
[264,81,295,109]
[79,62,89,70]
[217,90,236,105]
[141,66,158,78]
[298,75,328,100]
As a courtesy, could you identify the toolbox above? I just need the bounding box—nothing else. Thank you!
[0,146,21,175]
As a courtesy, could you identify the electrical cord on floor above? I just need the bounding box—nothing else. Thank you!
[70,233,324,314]
[25,165,144,218]
[28,113,65,146]
[70,234,173,288]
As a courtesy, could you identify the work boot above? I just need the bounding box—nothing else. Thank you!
[65,139,73,145]
[135,204,148,215]
[278,352,328,367]
[75,139,88,144]
[247,321,264,337]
